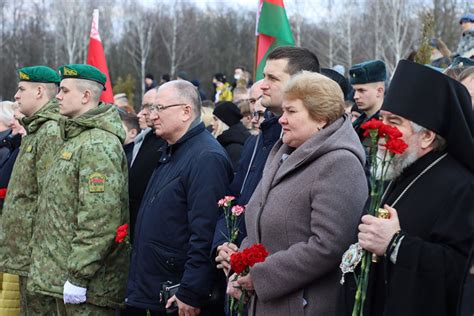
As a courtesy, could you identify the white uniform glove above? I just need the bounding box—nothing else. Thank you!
[63,280,87,304]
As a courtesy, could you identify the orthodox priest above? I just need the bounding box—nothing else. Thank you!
[342,60,474,316]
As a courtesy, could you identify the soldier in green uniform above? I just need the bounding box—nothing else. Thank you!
[0,66,63,315]
[349,60,387,141]
[27,64,129,315]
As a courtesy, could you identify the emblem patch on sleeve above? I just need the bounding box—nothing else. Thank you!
[89,172,106,193]
[60,151,73,160]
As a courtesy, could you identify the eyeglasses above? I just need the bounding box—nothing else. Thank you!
[149,103,187,114]
[138,103,152,115]
[252,111,265,120]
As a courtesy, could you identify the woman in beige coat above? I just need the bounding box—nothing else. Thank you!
[229,71,368,315]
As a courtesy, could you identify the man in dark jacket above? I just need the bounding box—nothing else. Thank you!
[213,46,321,275]
[350,60,386,141]
[343,60,474,316]
[125,80,233,316]
[127,89,166,243]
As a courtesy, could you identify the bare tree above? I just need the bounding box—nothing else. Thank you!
[158,2,203,77]
[123,3,157,97]
[379,0,419,74]
[49,1,90,64]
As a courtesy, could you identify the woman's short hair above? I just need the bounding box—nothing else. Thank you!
[0,101,17,127]
[201,106,213,128]
[283,71,345,125]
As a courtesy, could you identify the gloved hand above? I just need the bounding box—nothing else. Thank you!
[63,280,87,304]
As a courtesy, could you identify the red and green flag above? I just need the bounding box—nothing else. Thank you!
[87,9,114,103]
[255,0,295,80]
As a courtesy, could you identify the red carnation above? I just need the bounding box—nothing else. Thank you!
[230,244,269,275]
[361,118,383,131]
[0,188,6,200]
[115,223,129,243]
[244,244,269,267]
[379,124,403,140]
[385,138,408,155]
[230,252,248,275]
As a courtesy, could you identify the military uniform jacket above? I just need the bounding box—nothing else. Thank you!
[28,104,130,308]
[0,99,62,276]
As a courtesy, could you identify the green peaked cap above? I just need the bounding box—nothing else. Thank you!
[58,64,107,90]
[349,60,387,85]
[18,66,60,84]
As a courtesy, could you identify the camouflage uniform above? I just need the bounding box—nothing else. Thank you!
[54,299,115,316]
[27,103,130,311]
[0,99,62,274]
[0,99,62,315]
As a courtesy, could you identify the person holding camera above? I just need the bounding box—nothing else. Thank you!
[124,80,233,316]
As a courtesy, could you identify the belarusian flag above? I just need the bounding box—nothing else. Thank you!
[255,0,295,80]
[86,9,114,103]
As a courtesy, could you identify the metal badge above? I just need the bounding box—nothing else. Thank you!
[339,242,363,284]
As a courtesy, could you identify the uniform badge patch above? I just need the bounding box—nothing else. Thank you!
[63,67,78,76]
[89,172,106,193]
[19,71,30,80]
[60,151,73,160]
[25,145,33,153]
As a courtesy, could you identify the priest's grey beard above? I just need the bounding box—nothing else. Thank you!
[375,147,419,180]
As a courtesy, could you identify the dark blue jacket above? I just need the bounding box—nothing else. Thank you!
[126,122,233,310]
[212,114,282,250]
[0,132,21,210]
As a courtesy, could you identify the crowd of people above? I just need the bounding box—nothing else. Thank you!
[0,12,473,316]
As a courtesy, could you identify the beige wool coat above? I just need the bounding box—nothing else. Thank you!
[240,115,368,316]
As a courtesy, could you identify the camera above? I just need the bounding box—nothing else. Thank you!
[159,281,179,314]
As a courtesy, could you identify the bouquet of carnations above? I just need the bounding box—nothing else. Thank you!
[230,243,269,316]
[218,195,245,244]
[115,223,130,246]
[339,118,408,316]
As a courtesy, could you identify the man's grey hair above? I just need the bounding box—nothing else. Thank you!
[163,80,201,118]
[75,79,104,103]
[410,121,447,152]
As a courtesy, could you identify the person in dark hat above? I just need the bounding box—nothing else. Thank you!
[191,79,207,101]
[27,64,129,315]
[213,73,233,102]
[457,13,474,58]
[321,68,352,101]
[0,65,62,315]
[212,101,251,171]
[349,60,387,141]
[342,60,474,316]
[145,73,158,92]
[322,68,356,119]
[159,73,170,85]
[176,71,189,81]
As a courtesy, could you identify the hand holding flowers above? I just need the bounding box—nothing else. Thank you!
[339,118,408,316]
[358,205,401,256]
[227,244,269,316]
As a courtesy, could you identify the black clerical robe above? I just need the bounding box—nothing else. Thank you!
[341,151,473,316]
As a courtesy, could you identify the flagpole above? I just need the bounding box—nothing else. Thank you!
[253,35,259,82]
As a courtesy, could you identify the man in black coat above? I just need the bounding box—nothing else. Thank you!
[347,60,474,316]
[127,88,166,243]
[125,80,233,316]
